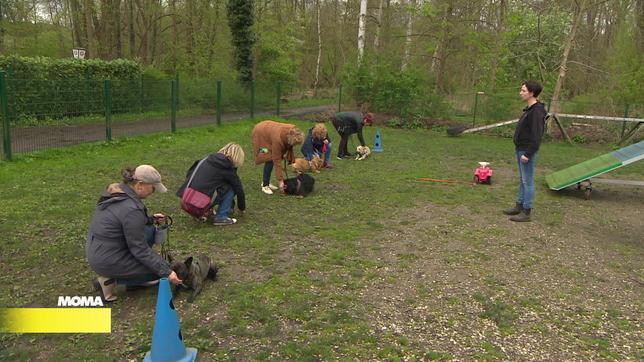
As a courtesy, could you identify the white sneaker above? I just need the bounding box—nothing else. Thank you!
[261,186,274,195]
[260,183,279,190]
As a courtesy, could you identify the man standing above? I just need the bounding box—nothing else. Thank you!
[331,111,373,159]
[503,80,546,222]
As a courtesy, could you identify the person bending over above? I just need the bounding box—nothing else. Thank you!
[331,111,373,159]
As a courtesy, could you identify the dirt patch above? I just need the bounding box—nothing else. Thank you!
[355,201,643,360]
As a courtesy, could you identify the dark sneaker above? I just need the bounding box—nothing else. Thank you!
[509,209,532,222]
[502,203,523,215]
[213,217,237,226]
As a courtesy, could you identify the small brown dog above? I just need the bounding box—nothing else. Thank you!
[291,154,324,173]
[355,146,371,160]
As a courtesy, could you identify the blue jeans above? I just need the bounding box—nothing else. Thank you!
[516,150,538,209]
[263,161,273,186]
[213,188,235,219]
[304,143,332,163]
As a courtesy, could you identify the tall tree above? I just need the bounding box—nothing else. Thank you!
[357,0,367,62]
[550,0,587,115]
[401,0,415,70]
[0,0,5,53]
[227,0,255,82]
[314,0,322,94]
[373,0,384,50]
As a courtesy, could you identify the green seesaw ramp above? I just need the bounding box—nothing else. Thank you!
[546,140,644,190]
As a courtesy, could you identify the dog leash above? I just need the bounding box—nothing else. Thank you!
[158,215,173,262]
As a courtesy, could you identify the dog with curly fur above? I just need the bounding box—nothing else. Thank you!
[355,145,371,160]
[291,154,324,173]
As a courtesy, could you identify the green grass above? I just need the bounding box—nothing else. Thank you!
[0,120,642,360]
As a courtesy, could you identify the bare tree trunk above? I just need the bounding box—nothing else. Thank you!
[128,0,135,58]
[638,0,644,51]
[373,0,384,50]
[0,0,4,53]
[83,0,97,58]
[314,0,322,95]
[170,0,179,71]
[550,0,586,118]
[115,0,122,58]
[489,0,506,90]
[45,0,67,57]
[68,0,86,49]
[401,0,415,70]
[432,3,451,91]
[206,1,221,72]
[357,0,367,62]
[185,0,197,69]
[150,0,159,65]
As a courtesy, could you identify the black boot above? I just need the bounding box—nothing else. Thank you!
[502,202,523,215]
[510,208,532,222]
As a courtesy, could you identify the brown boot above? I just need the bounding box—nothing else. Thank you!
[502,202,523,215]
[323,161,333,169]
[510,208,532,222]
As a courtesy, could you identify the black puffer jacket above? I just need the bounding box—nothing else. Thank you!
[513,102,546,158]
[176,153,246,211]
[86,183,171,279]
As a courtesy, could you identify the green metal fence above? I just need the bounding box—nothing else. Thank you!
[1,73,641,161]
[0,73,342,160]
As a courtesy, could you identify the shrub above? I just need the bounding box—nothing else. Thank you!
[0,56,152,123]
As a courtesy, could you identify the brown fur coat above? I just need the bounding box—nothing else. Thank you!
[251,120,297,181]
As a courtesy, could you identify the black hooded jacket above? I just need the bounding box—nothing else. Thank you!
[176,153,246,211]
[513,102,546,158]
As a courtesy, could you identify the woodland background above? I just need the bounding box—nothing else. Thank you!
[0,0,642,118]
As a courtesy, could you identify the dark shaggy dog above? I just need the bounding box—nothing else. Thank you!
[283,173,315,197]
[170,254,218,302]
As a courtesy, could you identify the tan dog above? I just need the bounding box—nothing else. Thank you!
[291,155,324,173]
[355,146,371,160]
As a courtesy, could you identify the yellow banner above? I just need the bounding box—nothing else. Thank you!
[0,308,111,333]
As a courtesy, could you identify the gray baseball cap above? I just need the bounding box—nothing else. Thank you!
[134,165,168,193]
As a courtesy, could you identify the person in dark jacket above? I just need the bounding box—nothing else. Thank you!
[86,165,182,302]
[331,111,373,159]
[176,143,246,225]
[503,80,546,222]
[301,122,333,168]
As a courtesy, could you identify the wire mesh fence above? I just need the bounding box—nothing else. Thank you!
[0,72,641,161]
[0,73,343,160]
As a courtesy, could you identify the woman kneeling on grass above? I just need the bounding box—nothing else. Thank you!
[176,143,246,226]
[86,165,182,302]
